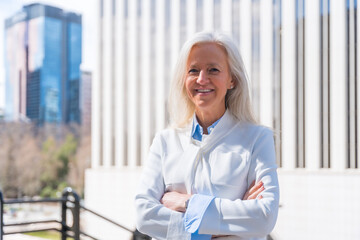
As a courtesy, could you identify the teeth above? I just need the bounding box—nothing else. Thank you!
[197,89,212,93]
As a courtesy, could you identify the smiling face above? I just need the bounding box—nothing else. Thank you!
[185,42,234,119]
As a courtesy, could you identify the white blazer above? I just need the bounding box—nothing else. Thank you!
[135,111,279,240]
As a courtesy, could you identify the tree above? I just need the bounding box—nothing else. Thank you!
[0,122,41,198]
[40,133,78,197]
[0,122,91,198]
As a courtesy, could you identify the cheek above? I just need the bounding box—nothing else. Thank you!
[184,78,193,96]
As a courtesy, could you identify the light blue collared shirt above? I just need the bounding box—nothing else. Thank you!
[191,115,222,142]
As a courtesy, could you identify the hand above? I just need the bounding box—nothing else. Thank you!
[242,180,264,200]
[160,191,191,212]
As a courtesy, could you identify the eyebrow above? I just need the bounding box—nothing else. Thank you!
[188,63,222,68]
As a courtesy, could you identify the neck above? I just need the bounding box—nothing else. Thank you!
[195,108,226,134]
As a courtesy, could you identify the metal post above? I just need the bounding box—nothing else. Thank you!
[0,191,4,240]
[62,187,80,240]
[71,189,80,240]
[61,188,69,240]
[132,229,151,240]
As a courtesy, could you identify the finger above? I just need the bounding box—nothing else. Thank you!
[243,191,250,200]
[160,191,171,204]
[249,180,255,189]
[248,181,263,196]
[248,185,265,200]
[243,180,256,200]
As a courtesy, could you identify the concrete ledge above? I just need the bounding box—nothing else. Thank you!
[4,234,46,240]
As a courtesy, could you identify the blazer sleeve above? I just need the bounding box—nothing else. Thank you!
[135,133,190,240]
[195,128,280,238]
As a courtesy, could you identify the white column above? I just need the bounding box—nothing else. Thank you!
[91,0,102,169]
[128,0,138,167]
[259,0,273,128]
[187,0,196,38]
[102,0,113,167]
[115,0,125,167]
[240,0,252,85]
[357,0,360,167]
[156,0,166,132]
[330,0,347,171]
[203,0,214,31]
[281,0,296,170]
[221,0,232,34]
[305,0,321,170]
[141,0,152,165]
[171,0,181,69]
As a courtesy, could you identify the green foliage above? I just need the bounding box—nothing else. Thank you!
[40,181,68,198]
[40,134,78,198]
[0,122,91,198]
[26,231,72,240]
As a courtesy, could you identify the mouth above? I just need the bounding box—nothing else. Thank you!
[196,89,214,93]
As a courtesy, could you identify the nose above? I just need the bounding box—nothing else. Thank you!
[196,70,209,85]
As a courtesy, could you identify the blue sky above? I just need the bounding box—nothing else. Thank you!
[0,0,97,110]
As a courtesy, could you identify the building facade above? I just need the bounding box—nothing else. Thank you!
[85,0,360,239]
[80,70,92,130]
[4,3,82,124]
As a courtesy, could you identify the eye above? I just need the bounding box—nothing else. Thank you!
[188,68,199,74]
[209,68,220,73]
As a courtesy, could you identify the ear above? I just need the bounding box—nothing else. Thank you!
[228,79,235,89]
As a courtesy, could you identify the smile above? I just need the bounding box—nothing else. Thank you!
[196,89,214,93]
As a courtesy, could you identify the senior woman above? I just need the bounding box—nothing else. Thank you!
[135,31,279,240]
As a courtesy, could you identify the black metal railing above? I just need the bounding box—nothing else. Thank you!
[0,187,150,240]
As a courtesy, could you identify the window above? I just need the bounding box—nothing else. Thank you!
[346,0,358,168]
[295,0,305,168]
[320,0,331,168]
[252,0,261,118]
[273,0,282,168]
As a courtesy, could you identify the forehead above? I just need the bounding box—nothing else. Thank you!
[187,42,228,65]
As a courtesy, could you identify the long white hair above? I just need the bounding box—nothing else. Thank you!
[168,31,257,128]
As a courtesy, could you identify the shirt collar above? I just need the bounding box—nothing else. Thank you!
[191,113,223,141]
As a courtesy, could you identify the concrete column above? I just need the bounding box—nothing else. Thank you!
[259,0,273,128]
[330,0,347,171]
[91,0,102,169]
[357,0,360,167]
[127,0,139,167]
[156,0,166,132]
[203,0,214,31]
[171,0,181,69]
[141,0,152,166]
[221,0,232,33]
[240,0,252,85]
[102,0,113,167]
[187,0,196,38]
[281,0,296,170]
[115,0,126,167]
[304,0,321,170]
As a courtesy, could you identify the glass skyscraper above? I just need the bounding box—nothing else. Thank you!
[4,3,82,124]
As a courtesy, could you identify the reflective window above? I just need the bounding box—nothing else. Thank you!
[346,0,358,168]
[295,0,305,168]
[273,0,282,168]
[320,0,330,168]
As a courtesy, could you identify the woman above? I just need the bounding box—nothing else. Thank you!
[135,31,279,240]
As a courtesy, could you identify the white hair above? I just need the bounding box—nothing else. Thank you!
[168,31,257,127]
